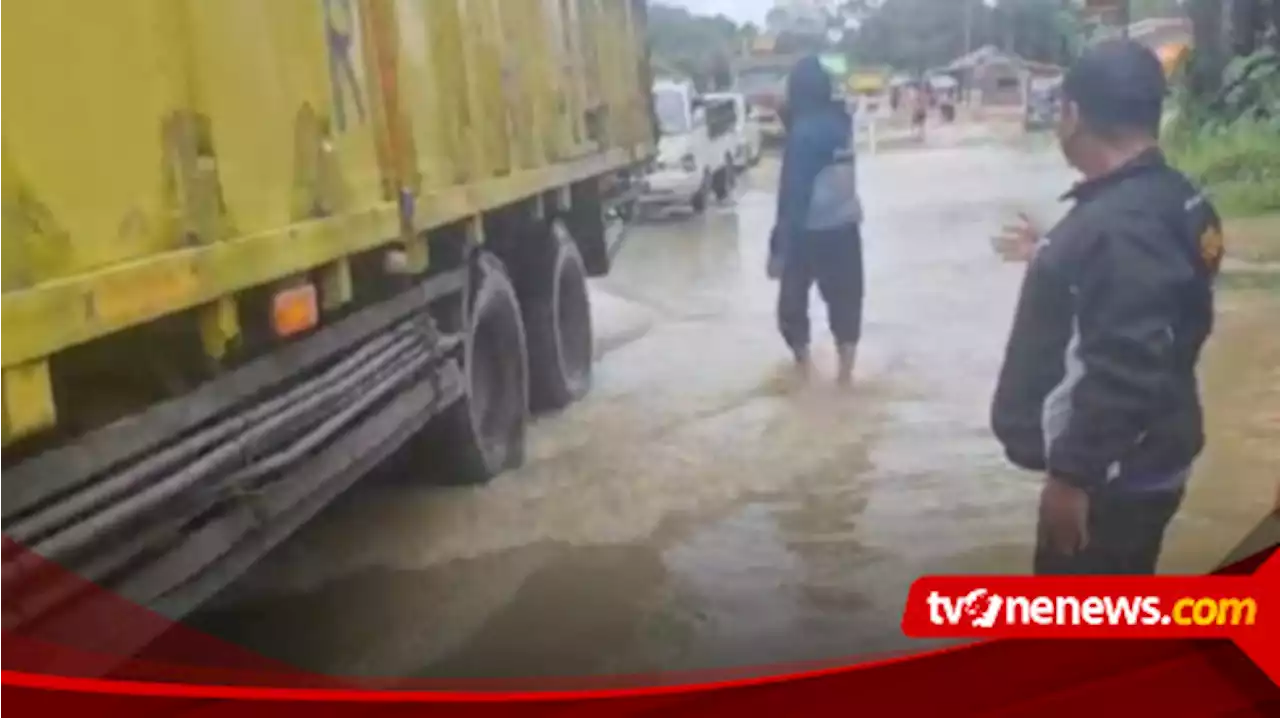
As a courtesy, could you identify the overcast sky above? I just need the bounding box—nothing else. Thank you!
[666,0,774,26]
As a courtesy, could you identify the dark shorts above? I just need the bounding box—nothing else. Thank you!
[1034,486,1185,575]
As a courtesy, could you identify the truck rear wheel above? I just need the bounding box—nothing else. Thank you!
[524,221,593,412]
[429,253,529,485]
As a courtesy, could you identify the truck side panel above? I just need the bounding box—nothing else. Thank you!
[2,0,186,289]
[2,0,654,446]
[393,0,471,191]
[183,0,386,235]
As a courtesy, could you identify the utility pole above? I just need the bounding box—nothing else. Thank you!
[1118,0,1131,38]
[973,0,999,54]
[964,0,974,56]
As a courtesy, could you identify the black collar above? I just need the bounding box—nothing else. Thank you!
[1061,147,1167,202]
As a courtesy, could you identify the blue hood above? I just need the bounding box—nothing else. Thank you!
[786,56,837,117]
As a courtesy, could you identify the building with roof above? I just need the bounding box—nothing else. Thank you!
[943,45,1063,108]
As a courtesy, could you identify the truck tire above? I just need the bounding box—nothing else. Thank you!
[429,252,529,485]
[523,221,593,412]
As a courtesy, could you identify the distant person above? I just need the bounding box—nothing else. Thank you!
[769,56,864,386]
[940,88,956,123]
[911,86,929,138]
[990,40,1225,575]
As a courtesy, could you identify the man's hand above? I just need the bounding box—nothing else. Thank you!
[1039,475,1090,555]
[992,213,1040,263]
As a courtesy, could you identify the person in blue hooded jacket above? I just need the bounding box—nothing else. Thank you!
[770,56,864,385]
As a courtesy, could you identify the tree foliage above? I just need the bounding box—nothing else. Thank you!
[1182,0,1280,104]
[646,3,741,90]
[830,0,1083,71]
[1167,1,1280,217]
[645,0,1086,85]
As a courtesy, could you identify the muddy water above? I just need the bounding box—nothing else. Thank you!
[192,146,1279,680]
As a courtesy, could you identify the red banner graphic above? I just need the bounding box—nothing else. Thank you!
[3,538,1278,715]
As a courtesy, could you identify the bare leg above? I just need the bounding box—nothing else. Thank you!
[794,345,813,380]
[777,238,813,374]
[813,226,865,387]
[836,343,856,387]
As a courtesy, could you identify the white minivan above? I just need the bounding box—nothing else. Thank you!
[706,91,762,172]
[639,80,737,214]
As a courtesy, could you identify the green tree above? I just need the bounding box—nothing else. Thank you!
[1187,0,1227,100]
[646,3,741,90]
[1130,0,1186,21]
[836,0,1079,70]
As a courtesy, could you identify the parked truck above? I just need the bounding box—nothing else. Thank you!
[736,52,804,144]
[2,0,655,651]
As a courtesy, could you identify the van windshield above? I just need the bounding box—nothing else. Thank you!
[654,89,691,135]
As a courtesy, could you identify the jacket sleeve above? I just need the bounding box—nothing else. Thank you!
[775,129,821,242]
[1046,219,1193,489]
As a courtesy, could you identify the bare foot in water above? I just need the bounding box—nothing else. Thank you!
[836,343,856,388]
[794,347,814,382]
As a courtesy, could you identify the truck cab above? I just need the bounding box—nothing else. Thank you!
[736,56,798,145]
[640,80,736,214]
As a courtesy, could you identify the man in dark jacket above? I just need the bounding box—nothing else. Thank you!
[991,40,1224,575]
[771,56,864,385]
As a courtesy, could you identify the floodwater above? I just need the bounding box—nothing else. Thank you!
[192,141,1279,681]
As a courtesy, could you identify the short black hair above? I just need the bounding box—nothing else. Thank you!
[1062,39,1167,137]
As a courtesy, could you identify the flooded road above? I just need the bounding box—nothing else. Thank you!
[192,142,1278,680]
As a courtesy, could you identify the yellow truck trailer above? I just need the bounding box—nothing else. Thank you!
[3,0,655,646]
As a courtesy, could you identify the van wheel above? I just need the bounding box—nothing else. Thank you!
[691,183,708,214]
[523,221,593,412]
[711,166,733,201]
[428,253,528,485]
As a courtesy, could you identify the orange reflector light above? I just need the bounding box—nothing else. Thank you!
[272,284,319,338]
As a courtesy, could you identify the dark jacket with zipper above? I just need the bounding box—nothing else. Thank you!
[991,149,1223,493]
